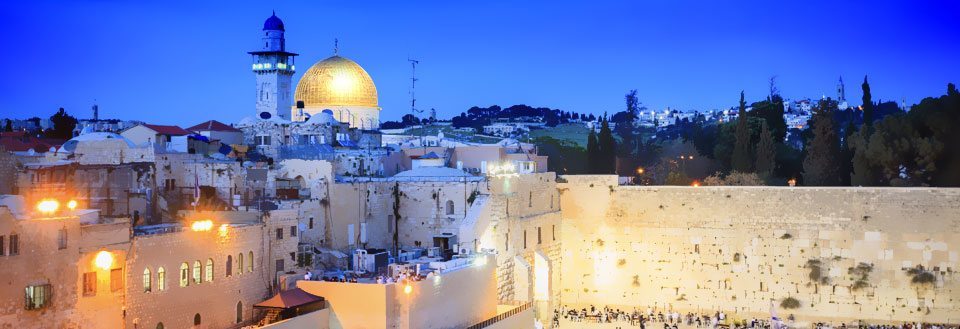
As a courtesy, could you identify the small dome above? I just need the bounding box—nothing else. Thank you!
[306,110,340,125]
[263,12,285,31]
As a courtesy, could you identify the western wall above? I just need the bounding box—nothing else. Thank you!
[556,175,960,324]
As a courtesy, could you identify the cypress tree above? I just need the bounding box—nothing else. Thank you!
[862,76,874,127]
[731,91,753,172]
[803,99,841,185]
[754,121,776,177]
[587,128,599,174]
[598,115,617,174]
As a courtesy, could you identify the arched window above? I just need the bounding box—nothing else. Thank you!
[143,268,152,293]
[237,253,244,276]
[247,251,253,272]
[236,301,243,323]
[226,255,233,277]
[192,260,201,284]
[156,322,164,329]
[157,267,166,291]
[204,259,214,282]
[193,313,201,325]
[445,200,455,215]
[179,263,189,287]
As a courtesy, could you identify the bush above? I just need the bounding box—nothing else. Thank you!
[780,297,801,309]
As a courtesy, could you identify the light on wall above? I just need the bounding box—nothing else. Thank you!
[191,220,214,232]
[36,199,59,214]
[94,250,114,270]
[67,200,78,210]
[403,284,413,295]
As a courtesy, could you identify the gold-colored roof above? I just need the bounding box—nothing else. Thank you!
[294,55,378,108]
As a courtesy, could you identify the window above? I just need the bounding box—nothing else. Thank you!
[446,200,455,215]
[523,230,527,249]
[238,253,244,275]
[204,259,214,282]
[226,255,233,277]
[83,272,96,296]
[236,301,243,323]
[529,191,532,207]
[276,259,284,272]
[276,228,283,240]
[24,284,51,310]
[0,235,4,255]
[9,234,18,255]
[552,225,556,241]
[58,228,67,250]
[194,313,202,326]
[308,217,314,229]
[110,268,123,292]
[143,268,152,293]
[193,260,201,284]
[247,252,253,272]
[254,135,271,146]
[290,226,297,237]
[537,227,542,244]
[157,267,166,291]
[179,263,189,287]
[156,323,164,329]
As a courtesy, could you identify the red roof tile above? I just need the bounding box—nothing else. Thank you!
[142,124,192,136]
[186,120,241,133]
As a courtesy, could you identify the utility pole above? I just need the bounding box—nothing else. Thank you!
[408,58,425,154]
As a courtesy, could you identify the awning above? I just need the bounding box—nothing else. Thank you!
[254,288,324,309]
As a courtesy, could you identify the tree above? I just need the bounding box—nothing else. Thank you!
[703,171,764,186]
[849,128,879,186]
[586,128,599,174]
[47,107,78,140]
[802,99,841,185]
[598,115,617,174]
[862,76,874,127]
[731,91,753,172]
[3,119,11,132]
[755,121,776,177]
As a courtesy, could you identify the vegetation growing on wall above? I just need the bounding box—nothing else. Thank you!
[849,262,874,291]
[780,297,801,309]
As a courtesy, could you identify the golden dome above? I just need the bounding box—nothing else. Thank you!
[294,55,379,108]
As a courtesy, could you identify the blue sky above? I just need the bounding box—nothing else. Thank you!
[1,0,958,125]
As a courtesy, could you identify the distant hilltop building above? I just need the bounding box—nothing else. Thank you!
[249,12,380,129]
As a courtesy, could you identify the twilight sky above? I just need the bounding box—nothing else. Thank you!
[1,0,958,125]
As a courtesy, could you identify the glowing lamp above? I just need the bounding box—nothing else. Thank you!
[218,224,229,237]
[37,199,59,214]
[67,200,78,210]
[691,181,701,187]
[403,284,412,295]
[191,220,214,232]
[94,250,114,270]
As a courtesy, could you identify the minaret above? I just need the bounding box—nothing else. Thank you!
[249,11,297,120]
[837,76,846,103]
[92,103,99,121]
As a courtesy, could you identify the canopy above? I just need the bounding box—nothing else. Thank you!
[254,288,324,309]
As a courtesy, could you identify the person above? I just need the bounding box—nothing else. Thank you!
[304,271,312,281]
[376,276,384,284]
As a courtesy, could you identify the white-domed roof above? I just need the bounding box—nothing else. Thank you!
[306,110,340,125]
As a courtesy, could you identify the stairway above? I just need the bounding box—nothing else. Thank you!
[259,309,282,326]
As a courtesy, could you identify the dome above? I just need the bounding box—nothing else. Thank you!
[294,55,379,108]
[263,12,285,31]
[306,110,340,125]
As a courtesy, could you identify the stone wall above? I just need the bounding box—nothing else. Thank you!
[557,176,960,324]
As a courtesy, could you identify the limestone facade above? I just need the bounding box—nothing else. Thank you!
[557,175,960,323]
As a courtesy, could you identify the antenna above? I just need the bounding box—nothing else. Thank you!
[408,58,425,152]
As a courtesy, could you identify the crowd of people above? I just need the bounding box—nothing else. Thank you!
[551,305,958,329]
[301,267,440,284]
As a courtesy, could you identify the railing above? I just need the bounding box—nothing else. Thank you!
[465,302,532,329]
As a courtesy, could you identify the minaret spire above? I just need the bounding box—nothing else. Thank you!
[334,38,339,56]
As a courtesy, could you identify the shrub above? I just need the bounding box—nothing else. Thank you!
[780,297,801,309]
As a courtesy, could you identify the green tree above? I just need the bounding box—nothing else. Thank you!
[802,99,841,185]
[598,115,617,174]
[586,128,599,174]
[755,121,776,177]
[47,107,78,140]
[849,128,879,186]
[731,91,753,172]
[3,119,11,132]
[614,90,640,157]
